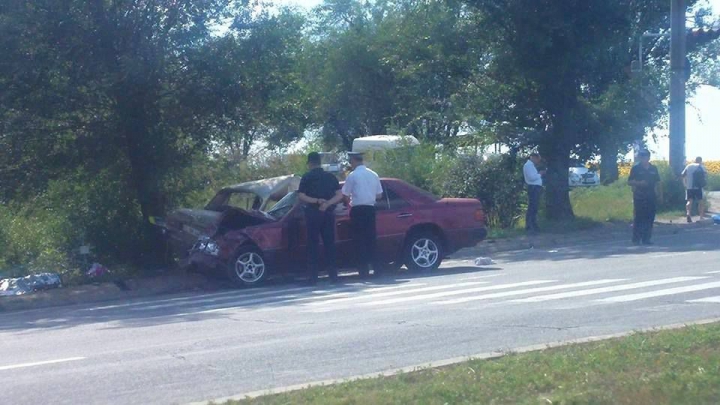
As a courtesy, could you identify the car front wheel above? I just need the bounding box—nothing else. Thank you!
[404,232,444,272]
[227,245,268,287]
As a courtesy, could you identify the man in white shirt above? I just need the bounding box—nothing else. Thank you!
[323,152,383,277]
[523,153,545,232]
[681,156,707,222]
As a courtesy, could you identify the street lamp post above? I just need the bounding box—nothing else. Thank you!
[669,0,687,176]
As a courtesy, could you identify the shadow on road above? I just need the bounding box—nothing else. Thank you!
[0,266,498,332]
[453,225,720,265]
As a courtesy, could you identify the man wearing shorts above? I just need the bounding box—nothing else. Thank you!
[681,156,707,223]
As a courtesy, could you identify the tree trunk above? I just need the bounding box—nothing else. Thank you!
[540,93,576,221]
[117,91,167,264]
[540,140,574,221]
[599,139,620,185]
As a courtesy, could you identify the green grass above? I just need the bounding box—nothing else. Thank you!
[571,182,634,222]
[224,323,720,405]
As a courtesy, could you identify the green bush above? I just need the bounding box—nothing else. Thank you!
[436,154,526,228]
[654,161,686,211]
[0,200,71,277]
[372,144,450,195]
[706,173,720,192]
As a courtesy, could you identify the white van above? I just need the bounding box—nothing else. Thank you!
[351,135,420,167]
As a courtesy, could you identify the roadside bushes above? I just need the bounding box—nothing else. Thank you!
[372,144,449,194]
[373,148,526,229]
[437,154,526,228]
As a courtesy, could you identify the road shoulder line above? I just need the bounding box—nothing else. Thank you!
[189,317,720,405]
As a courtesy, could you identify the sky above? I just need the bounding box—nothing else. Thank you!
[275,0,720,160]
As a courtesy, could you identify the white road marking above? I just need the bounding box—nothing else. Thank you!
[705,270,720,274]
[359,280,556,307]
[132,282,429,311]
[458,274,503,281]
[435,279,627,305]
[511,277,706,303]
[0,357,86,371]
[83,285,315,311]
[305,282,489,307]
[688,296,720,303]
[598,281,720,303]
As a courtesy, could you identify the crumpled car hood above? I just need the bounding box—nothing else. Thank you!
[221,175,301,205]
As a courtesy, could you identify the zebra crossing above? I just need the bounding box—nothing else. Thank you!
[77,272,720,317]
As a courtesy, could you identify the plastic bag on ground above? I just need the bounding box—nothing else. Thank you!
[0,273,63,296]
[713,214,720,225]
[474,257,496,266]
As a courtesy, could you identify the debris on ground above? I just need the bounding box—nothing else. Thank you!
[86,263,109,278]
[0,273,63,296]
[474,257,496,266]
[713,214,720,225]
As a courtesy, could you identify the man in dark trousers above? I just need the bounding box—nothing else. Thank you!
[628,150,661,245]
[298,152,343,285]
[523,153,545,233]
[327,153,383,278]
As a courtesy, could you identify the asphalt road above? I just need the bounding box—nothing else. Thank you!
[2,225,720,405]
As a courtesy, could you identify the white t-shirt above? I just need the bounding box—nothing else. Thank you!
[342,165,383,207]
[523,160,543,186]
[682,163,705,189]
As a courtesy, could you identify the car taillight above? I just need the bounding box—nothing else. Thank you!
[474,209,485,221]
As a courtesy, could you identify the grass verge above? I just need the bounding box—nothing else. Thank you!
[224,322,720,405]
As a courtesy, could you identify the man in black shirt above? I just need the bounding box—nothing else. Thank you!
[628,150,661,245]
[298,152,343,284]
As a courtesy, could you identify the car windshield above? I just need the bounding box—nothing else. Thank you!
[265,191,298,219]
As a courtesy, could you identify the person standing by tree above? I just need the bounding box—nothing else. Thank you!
[523,153,545,233]
[628,150,661,245]
[298,152,343,285]
[681,157,707,223]
[330,153,384,278]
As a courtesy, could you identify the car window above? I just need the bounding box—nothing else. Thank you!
[226,192,262,210]
[266,191,298,219]
[402,183,440,201]
[386,188,409,210]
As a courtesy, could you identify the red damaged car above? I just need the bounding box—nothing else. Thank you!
[160,175,487,286]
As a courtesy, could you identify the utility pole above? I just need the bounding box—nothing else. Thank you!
[669,0,687,176]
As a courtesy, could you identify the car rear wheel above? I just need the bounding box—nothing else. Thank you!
[404,232,443,272]
[227,245,268,287]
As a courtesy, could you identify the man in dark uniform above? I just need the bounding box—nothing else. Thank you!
[298,152,343,284]
[628,150,661,245]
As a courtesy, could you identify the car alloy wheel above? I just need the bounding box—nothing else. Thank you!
[228,246,268,287]
[404,232,444,272]
[412,238,439,268]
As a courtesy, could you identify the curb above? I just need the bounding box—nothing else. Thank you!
[189,317,720,405]
[466,220,716,257]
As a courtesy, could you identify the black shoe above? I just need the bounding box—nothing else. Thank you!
[687,216,693,223]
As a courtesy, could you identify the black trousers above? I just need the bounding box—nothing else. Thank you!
[305,207,337,281]
[633,198,656,243]
[526,185,542,231]
[350,205,379,275]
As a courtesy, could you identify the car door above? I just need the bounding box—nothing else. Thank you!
[333,204,353,268]
[375,181,414,263]
[286,203,353,272]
